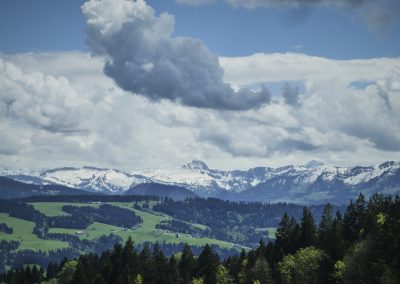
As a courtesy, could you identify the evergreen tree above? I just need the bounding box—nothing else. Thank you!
[31,265,41,283]
[120,237,138,284]
[109,243,123,284]
[318,203,334,244]
[179,244,196,283]
[98,250,113,283]
[138,243,152,283]
[299,207,317,248]
[167,256,180,284]
[39,266,45,283]
[318,203,345,260]
[72,255,91,284]
[275,213,299,255]
[197,244,219,284]
[151,242,167,284]
[343,194,367,244]
[25,266,32,282]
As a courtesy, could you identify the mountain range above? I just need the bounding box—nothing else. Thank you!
[1,160,399,204]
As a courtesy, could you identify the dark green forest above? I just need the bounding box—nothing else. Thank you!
[2,193,399,284]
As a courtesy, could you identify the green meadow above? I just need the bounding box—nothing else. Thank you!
[2,201,242,252]
[0,213,68,251]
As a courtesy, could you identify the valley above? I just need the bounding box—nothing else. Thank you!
[0,194,332,272]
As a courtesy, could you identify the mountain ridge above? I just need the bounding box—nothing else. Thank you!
[1,160,399,204]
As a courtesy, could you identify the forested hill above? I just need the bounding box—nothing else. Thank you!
[2,193,400,283]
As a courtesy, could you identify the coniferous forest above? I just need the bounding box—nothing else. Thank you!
[1,193,399,284]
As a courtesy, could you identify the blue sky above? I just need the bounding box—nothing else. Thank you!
[0,0,399,170]
[1,0,399,59]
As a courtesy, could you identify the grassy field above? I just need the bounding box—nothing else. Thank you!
[0,201,247,252]
[0,213,68,251]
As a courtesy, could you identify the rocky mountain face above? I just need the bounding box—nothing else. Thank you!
[1,160,399,204]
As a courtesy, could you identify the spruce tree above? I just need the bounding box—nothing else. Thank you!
[275,213,299,254]
[197,244,219,284]
[299,207,317,248]
[121,237,138,283]
[343,194,367,244]
[318,203,334,246]
[151,242,167,284]
[179,244,196,283]
[138,243,152,282]
[167,256,180,284]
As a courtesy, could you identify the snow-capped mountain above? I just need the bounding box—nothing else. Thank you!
[1,160,399,204]
[39,166,150,194]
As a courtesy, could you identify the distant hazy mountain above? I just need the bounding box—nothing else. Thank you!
[0,177,91,199]
[1,160,399,204]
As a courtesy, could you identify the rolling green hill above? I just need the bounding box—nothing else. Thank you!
[1,200,245,252]
[41,201,236,248]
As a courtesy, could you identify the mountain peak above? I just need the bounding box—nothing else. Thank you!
[183,160,209,171]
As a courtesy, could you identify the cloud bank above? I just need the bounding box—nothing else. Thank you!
[81,0,271,110]
[1,51,399,170]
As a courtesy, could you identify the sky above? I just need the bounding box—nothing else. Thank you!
[0,0,399,170]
